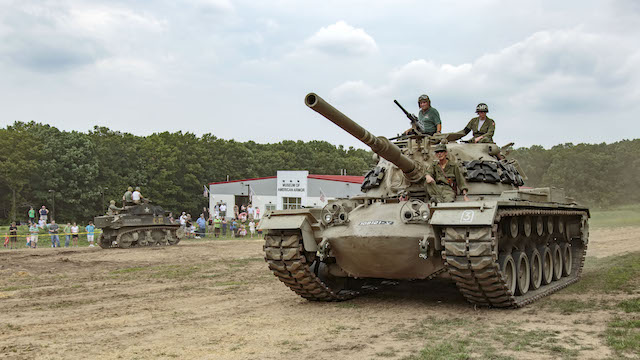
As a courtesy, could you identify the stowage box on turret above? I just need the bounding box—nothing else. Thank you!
[259,93,589,308]
[94,203,182,249]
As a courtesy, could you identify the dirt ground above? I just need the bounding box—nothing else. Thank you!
[0,227,638,360]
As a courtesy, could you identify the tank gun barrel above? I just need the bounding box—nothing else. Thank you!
[305,93,425,182]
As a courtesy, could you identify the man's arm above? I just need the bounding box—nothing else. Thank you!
[436,124,442,133]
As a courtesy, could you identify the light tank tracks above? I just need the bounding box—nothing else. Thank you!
[442,208,588,308]
[99,226,182,249]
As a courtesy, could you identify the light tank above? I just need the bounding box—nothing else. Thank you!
[260,93,589,308]
[94,203,182,249]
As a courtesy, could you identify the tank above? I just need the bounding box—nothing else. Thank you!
[260,93,589,308]
[94,203,182,249]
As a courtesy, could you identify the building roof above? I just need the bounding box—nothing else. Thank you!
[209,174,364,185]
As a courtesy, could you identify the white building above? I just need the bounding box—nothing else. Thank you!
[208,171,364,218]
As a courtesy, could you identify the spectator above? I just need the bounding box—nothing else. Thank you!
[63,222,72,247]
[29,222,39,248]
[220,203,227,218]
[233,204,239,219]
[238,212,247,222]
[28,206,36,224]
[8,221,18,249]
[247,204,254,220]
[48,220,60,248]
[71,222,79,247]
[85,221,96,247]
[230,219,238,238]
[255,207,260,220]
[221,217,228,237]
[38,217,46,229]
[249,220,256,238]
[179,212,187,228]
[196,214,206,239]
[239,224,247,237]
[185,215,193,238]
[213,216,222,238]
[213,203,220,218]
[39,205,49,222]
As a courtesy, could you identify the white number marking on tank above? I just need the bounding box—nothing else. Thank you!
[460,210,475,223]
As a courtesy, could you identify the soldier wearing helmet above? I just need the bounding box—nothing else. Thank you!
[132,186,143,204]
[459,103,495,143]
[424,144,469,203]
[122,186,134,206]
[108,200,123,216]
[404,94,442,136]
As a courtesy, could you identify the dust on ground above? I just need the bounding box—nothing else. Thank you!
[0,227,638,360]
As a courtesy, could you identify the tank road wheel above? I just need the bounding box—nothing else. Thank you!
[539,246,553,285]
[527,248,543,290]
[512,251,530,295]
[535,217,544,236]
[551,244,563,281]
[118,233,134,248]
[546,217,554,234]
[168,230,181,245]
[561,243,573,277]
[499,253,517,295]
[151,230,165,246]
[523,217,532,237]
[509,218,519,238]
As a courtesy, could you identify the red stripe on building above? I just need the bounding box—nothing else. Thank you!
[209,174,364,185]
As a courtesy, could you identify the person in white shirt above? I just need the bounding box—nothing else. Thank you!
[249,220,256,238]
[132,186,143,204]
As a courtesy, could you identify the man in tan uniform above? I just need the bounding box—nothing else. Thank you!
[460,103,495,143]
[425,144,470,203]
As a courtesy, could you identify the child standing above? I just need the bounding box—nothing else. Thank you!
[29,222,39,248]
[85,221,96,247]
[9,222,18,249]
[249,220,256,238]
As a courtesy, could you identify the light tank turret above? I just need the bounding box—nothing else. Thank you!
[260,93,589,307]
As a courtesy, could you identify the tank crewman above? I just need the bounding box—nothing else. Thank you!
[132,186,143,204]
[107,200,123,216]
[460,103,495,143]
[123,186,133,206]
[424,144,470,203]
[404,94,441,136]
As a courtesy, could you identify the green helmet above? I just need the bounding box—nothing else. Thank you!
[476,103,489,113]
[110,200,116,204]
[127,186,133,191]
[418,94,430,103]
[434,144,447,152]
[135,186,141,191]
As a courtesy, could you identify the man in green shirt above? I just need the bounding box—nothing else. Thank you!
[28,207,36,224]
[405,94,442,136]
[425,144,470,203]
[213,217,222,238]
[460,103,495,143]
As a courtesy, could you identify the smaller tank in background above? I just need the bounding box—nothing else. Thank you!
[94,203,182,249]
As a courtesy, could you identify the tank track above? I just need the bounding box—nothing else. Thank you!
[263,230,358,301]
[442,208,588,308]
[99,226,181,249]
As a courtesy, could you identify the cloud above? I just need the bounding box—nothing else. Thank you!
[0,2,164,73]
[302,21,378,57]
[189,0,234,12]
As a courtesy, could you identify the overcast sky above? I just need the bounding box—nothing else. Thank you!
[1,0,638,149]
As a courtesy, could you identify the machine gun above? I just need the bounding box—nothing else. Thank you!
[394,100,424,134]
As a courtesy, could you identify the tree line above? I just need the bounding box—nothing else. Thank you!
[1,121,637,224]
[0,122,374,224]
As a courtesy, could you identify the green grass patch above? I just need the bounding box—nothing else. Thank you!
[336,302,359,309]
[110,266,148,274]
[402,339,471,360]
[495,322,560,350]
[537,298,598,314]
[619,298,640,313]
[565,252,640,294]
[590,204,640,228]
[605,316,640,356]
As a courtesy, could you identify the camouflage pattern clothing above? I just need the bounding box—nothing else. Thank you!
[424,158,468,203]
[418,107,441,135]
[462,116,495,143]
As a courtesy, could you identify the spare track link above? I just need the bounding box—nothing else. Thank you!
[114,226,180,248]
[443,208,588,308]
[263,231,357,301]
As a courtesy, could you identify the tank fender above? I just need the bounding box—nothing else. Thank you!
[429,203,498,226]
[258,214,318,252]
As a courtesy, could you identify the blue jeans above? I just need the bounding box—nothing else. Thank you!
[50,235,60,247]
[65,235,70,247]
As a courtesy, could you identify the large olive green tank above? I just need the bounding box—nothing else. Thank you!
[260,93,589,308]
[94,203,182,249]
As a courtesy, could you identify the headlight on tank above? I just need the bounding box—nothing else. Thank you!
[421,211,430,221]
[323,213,333,224]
